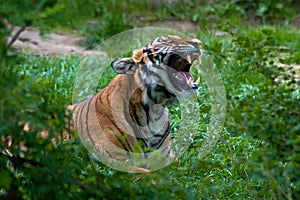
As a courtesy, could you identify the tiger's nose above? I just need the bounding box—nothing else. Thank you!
[188,39,201,48]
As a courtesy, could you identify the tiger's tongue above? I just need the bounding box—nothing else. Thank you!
[177,71,194,82]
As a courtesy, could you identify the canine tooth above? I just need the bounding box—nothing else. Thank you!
[197,56,201,64]
[186,55,191,63]
[195,77,200,85]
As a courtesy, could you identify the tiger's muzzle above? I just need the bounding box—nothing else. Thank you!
[168,47,202,91]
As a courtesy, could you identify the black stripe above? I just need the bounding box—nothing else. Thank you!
[130,106,142,126]
[96,87,133,152]
[160,53,167,64]
[145,49,155,63]
[145,82,176,104]
[129,95,150,127]
[142,103,150,125]
[136,121,170,150]
[104,149,113,158]
[114,132,132,153]
[85,97,95,146]
[105,90,111,105]
[72,103,79,127]
[150,122,170,148]
[123,100,148,147]
[99,93,103,104]
[155,85,176,98]
[72,103,79,112]
[95,97,132,152]
[146,84,154,100]
[77,99,88,135]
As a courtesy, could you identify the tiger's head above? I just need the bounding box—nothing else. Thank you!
[111,35,202,105]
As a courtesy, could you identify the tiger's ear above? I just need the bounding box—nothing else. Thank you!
[111,58,138,75]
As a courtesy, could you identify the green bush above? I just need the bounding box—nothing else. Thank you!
[198,26,300,199]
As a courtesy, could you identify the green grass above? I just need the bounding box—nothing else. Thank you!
[2,24,299,199]
[15,55,80,102]
[78,0,299,49]
[1,0,300,198]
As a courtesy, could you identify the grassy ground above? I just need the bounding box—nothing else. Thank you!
[1,0,300,199]
[8,26,300,199]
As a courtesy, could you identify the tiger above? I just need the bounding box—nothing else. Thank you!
[69,35,202,173]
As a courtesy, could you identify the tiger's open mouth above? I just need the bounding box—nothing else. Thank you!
[170,51,201,90]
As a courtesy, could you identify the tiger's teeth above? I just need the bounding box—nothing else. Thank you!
[187,77,192,85]
[198,56,201,64]
[186,55,191,64]
[195,77,200,85]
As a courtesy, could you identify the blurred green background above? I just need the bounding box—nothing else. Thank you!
[0,0,300,199]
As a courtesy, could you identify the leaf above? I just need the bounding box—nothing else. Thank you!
[0,170,12,189]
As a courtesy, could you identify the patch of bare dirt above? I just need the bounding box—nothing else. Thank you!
[10,21,203,56]
[10,27,104,56]
[10,20,203,56]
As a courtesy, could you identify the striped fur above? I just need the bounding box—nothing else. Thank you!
[70,35,202,171]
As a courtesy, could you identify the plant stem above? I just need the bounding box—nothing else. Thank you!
[7,25,27,49]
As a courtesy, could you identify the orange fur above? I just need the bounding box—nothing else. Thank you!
[69,35,202,172]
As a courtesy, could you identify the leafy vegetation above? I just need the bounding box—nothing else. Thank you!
[0,0,300,199]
